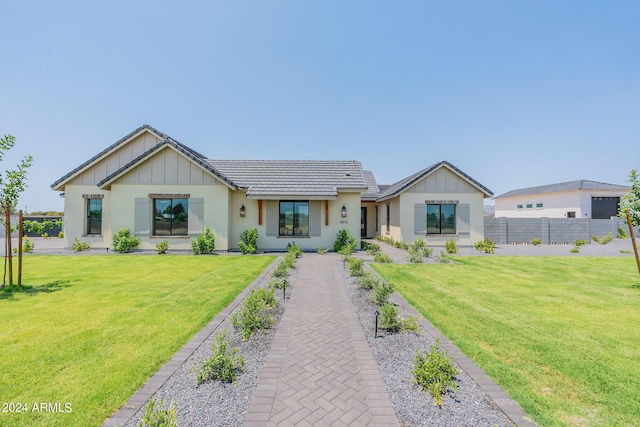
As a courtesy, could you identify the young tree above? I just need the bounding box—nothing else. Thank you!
[0,134,33,287]
[619,169,640,275]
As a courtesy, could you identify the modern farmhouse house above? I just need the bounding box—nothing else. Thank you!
[52,125,493,251]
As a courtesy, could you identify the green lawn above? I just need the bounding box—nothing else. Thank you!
[0,255,275,427]
[374,257,640,427]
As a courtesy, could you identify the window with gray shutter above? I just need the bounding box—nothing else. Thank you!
[188,198,204,235]
[309,201,321,237]
[414,203,427,235]
[134,198,150,235]
[458,204,470,236]
[266,201,278,236]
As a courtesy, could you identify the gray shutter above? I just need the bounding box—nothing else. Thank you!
[266,201,278,236]
[134,198,150,235]
[414,203,427,235]
[188,198,204,235]
[458,204,470,235]
[309,201,321,237]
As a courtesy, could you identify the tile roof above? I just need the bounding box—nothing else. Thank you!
[361,170,380,201]
[207,159,368,197]
[494,180,630,199]
[377,161,493,201]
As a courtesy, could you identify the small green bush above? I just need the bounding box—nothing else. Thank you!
[402,315,421,333]
[598,233,613,245]
[348,257,364,277]
[58,231,64,238]
[113,228,140,253]
[156,240,169,254]
[394,240,409,250]
[444,239,457,254]
[374,252,393,263]
[370,279,394,306]
[138,398,177,427]
[317,246,328,254]
[14,238,35,254]
[334,228,357,252]
[413,338,460,406]
[573,239,587,247]
[618,226,628,239]
[436,251,451,263]
[359,271,378,290]
[531,237,542,246]
[473,238,495,254]
[287,241,303,258]
[72,237,90,252]
[271,262,289,278]
[571,247,580,253]
[231,288,276,340]
[195,330,245,384]
[364,242,381,255]
[407,248,424,263]
[239,227,258,254]
[380,303,402,332]
[191,227,216,254]
[269,277,289,290]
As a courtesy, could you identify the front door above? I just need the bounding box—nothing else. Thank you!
[361,207,367,238]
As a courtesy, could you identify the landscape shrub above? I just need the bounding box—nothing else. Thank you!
[113,228,140,253]
[191,227,216,254]
[407,248,424,263]
[531,237,542,246]
[195,330,245,384]
[348,257,364,277]
[402,315,421,333]
[359,271,378,290]
[72,237,90,252]
[269,277,289,290]
[413,338,460,406]
[334,228,357,253]
[271,262,289,278]
[436,251,451,263]
[618,226,628,239]
[287,241,303,258]
[374,253,393,263]
[317,246,328,254]
[593,233,613,245]
[571,247,580,253]
[156,240,169,254]
[58,231,64,238]
[239,227,258,254]
[14,238,35,254]
[394,240,409,250]
[370,279,394,306]
[380,303,402,332]
[573,239,587,247]
[444,239,457,254]
[231,288,276,340]
[363,241,381,255]
[138,398,177,427]
[411,239,433,257]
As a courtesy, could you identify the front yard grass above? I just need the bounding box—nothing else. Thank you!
[374,257,640,427]
[0,255,275,427]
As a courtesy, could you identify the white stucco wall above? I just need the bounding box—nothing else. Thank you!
[61,185,112,248]
[495,190,627,219]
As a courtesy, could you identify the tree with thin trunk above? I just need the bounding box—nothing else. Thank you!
[618,169,640,276]
[0,134,33,288]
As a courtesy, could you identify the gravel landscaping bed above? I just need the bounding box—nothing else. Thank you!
[122,261,295,427]
[341,258,514,427]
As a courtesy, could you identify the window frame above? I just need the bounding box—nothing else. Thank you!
[426,202,457,235]
[278,200,310,237]
[85,196,103,236]
[152,197,189,236]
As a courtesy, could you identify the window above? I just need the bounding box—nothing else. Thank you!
[517,204,523,209]
[526,203,533,209]
[86,198,102,235]
[386,204,390,231]
[567,211,576,218]
[536,203,544,208]
[279,201,309,236]
[427,203,456,234]
[153,198,188,236]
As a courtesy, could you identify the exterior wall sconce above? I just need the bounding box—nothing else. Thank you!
[240,204,246,217]
[341,204,347,217]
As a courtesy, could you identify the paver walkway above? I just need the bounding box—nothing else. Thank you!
[244,254,399,426]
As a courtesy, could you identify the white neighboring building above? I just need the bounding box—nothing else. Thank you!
[494,180,630,219]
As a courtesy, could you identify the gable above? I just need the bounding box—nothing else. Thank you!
[112,145,222,186]
[64,129,164,186]
[406,167,475,193]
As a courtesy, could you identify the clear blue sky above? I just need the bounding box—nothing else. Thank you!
[1,1,638,212]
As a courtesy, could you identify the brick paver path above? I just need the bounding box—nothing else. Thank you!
[244,254,399,427]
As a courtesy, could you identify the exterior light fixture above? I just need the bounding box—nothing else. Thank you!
[240,204,246,217]
[341,204,347,217]
[374,310,380,339]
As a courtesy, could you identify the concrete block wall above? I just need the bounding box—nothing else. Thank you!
[485,217,640,244]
